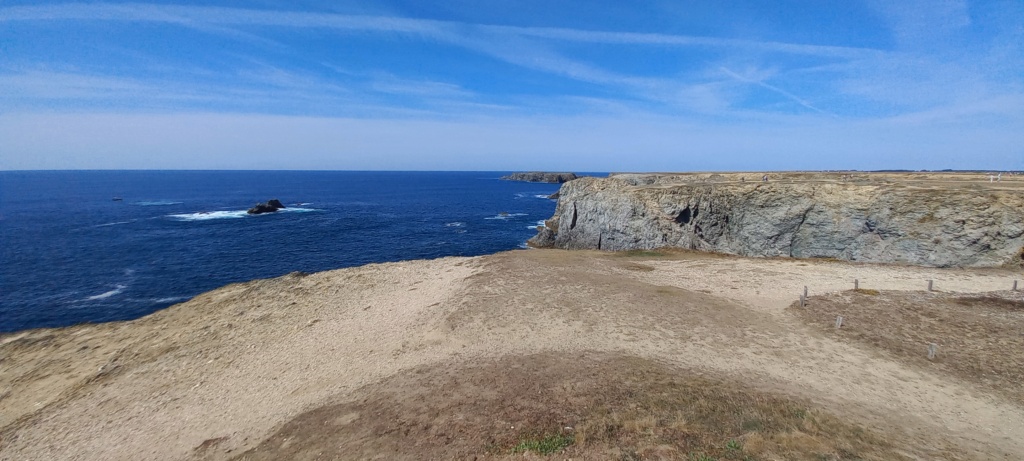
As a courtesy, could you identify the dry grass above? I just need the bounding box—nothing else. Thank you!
[622,262,657,272]
[791,290,1024,404]
[235,352,921,461]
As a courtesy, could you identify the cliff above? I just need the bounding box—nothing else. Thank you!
[500,172,578,183]
[529,172,1024,267]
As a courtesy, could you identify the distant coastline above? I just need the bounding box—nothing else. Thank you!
[500,172,579,183]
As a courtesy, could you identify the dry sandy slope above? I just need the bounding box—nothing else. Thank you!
[1,249,1022,460]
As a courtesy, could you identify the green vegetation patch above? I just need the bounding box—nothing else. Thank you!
[511,433,574,455]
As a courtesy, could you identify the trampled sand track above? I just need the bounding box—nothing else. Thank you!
[1,249,1022,460]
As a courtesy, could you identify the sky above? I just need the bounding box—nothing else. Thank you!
[0,0,1021,171]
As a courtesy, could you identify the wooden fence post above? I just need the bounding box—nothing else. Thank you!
[835,316,843,328]
[927,343,938,360]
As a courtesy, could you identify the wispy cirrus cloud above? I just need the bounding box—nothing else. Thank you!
[0,2,1021,170]
[0,3,886,57]
[719,66,832,116]
[0,3,881,114]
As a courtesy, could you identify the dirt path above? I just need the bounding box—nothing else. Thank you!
[2,250,1022,460]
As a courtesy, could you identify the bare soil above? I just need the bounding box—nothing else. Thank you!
[235,352,913,461]
[790,290,1024,405]
[2,249,1023,460]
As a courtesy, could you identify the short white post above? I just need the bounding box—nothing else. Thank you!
[927,343,938,360]
[854,279,859,290]
[803,286,808,298]
[800,294,806,307]
[835,316,843,328]
[1014,280,1019,291]
[928,280,934,291]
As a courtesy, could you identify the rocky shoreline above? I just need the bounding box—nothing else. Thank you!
[529,172,1024,267]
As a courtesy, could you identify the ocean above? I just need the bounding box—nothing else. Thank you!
[0,171,576,332]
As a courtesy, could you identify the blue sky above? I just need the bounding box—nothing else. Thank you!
[0,1,1021,171]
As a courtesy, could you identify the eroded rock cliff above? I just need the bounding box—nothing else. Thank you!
[529,173,1024,267]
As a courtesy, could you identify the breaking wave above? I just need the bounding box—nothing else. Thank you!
[168,207,317,221]
[485,213,528,220]
[85,284,126,301]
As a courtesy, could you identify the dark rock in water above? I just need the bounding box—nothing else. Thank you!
[501,172,579,183]
[547,192,560,200]
[247,199,286,215]
[527,225,557,248]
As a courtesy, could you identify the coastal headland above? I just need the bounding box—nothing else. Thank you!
[500,172,579,183]
[530,171,1024,267]
[2,172,1023,460]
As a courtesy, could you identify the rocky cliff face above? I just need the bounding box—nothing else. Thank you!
[501,172,578,183]
[529,173,1024,267]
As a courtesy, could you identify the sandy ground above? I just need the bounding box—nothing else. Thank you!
[2,249,1023,460]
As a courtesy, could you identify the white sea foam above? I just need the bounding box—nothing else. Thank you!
[134,200,183,206]
[534,194,555,199]
[485,213,528,220]
[154,296,190,304]
[94,221,132,227]
[85,284,126,301]
[169,207,318,221]
[168,210,249,221]
[445,222,465,227]
[296,202,313,206]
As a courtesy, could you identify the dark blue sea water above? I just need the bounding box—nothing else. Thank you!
[0,171,577,332]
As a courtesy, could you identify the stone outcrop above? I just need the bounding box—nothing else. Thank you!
[529,173,1024,267]
[501,172,578,183]
[247,199,285,215]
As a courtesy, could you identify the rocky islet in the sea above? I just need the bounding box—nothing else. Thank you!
[247,199,286,215]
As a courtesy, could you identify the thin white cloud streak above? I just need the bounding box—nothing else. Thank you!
[0,69,348,106]
[0,3,696,108]
[2,2,1019,125]
[0,68,502,117]
[2,112,1020,171]
[719,67,831,115]
[0,3,887,59]
[0,3,885,109]
[484,24,886,59]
